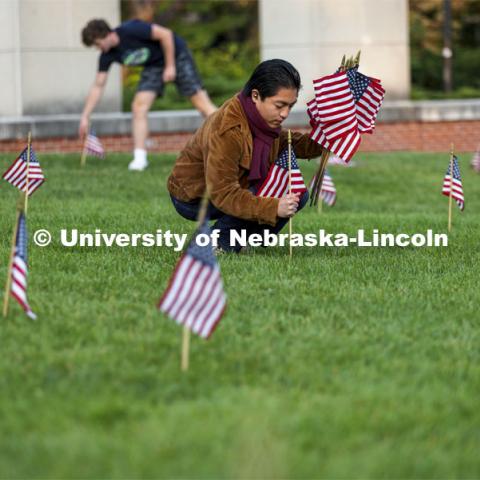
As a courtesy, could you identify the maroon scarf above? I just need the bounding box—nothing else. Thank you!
[238,92,281,188]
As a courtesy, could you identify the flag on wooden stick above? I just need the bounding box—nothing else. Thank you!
[85,131,105,159]
[307,53,385,205]
[442,155,465,211]
[309,170,337,207]
[158,222,227,339]
[2,147,45,196]
[320,170,337,206]
[345,67,385,134]
[306,61,385,163]
[9,211,37,320]
[257,148,307,198]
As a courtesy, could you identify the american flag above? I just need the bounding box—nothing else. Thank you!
[158,222,227,339]
[309,121,361,163]
[471,146,480,173]
[2,147,45,196]
[10,212,37,320]
[309,170,337,206]
[320,170,337,206]
[442,155,465,211]
[85,131,105,158]
[312,71,358,141]
[346,68,385,134]
[257,148,307,198]
[307,66,385,163]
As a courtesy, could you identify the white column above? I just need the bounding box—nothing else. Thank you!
[260,0,410,107]
[0,0,121,116]
[0,0,22,115]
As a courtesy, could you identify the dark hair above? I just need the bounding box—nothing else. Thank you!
[242,59,301,99]
[81,19,112,47]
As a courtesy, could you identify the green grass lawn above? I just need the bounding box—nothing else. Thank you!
[0,151,479,479]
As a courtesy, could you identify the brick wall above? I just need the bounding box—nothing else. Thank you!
[0,120,479,154]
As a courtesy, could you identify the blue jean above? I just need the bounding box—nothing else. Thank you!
[170,191,309,252]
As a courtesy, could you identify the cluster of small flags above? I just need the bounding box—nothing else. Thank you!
[257,148,307,198]
[0,130,474,369]
[1,130,103,321]
[307,67,385,162]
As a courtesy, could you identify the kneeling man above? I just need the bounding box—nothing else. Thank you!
[167,59,324,252]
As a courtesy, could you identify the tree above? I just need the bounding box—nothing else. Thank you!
[410,0,480,97]
[122,0,260,110]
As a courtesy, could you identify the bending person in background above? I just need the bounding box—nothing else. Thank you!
[79,18,216,171]
[167,59,324,253]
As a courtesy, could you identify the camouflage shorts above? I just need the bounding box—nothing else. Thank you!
[137,48,203,98]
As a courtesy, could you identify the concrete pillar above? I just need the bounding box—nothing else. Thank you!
[0,0,121,116]
[260,0,410,107]
[0,0,23,115]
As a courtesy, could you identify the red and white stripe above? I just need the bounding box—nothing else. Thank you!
[313,72,358,141]
[307,98,320,123]
[442,176,465,210]
[11,254,36,320]
[320,173,337,206]
[310,123,361,163]
[158,256,226,339]
[2,159,45,196]
[85,134,105,158]
[257,166,307,198]
[356,80,385,133]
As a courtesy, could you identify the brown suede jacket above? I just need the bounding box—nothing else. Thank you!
[167,96,324,226]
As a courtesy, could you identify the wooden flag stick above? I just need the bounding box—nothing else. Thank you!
[317,193,323,213]
[3,209,21,318]
[181,189,210,372]
[288,130,293,259]
[25,132,32,214]
[181,326,190,372]
[354,50,361,67]
[310,149,330,207]
[448,143,454,232]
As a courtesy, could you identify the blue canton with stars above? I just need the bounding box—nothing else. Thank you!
[276,148,299,170]
[445,156,462,180]
[346,68,371,101]
[187,221,217,266]
[20,147,40,165]
[15,212,28,263]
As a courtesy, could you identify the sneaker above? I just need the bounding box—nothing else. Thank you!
[128,158,148,171]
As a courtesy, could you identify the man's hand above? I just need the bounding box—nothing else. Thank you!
[162,65,176,83]
[277,193,300,218]
[78,72,108,140]
[79,116,89,140]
